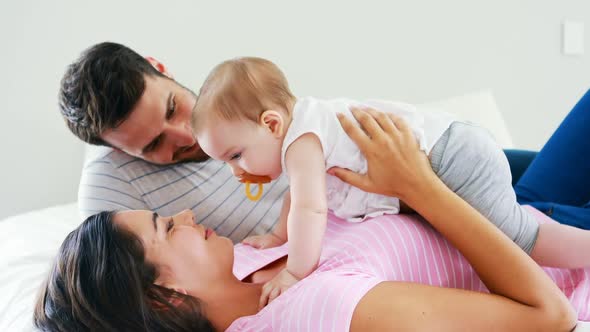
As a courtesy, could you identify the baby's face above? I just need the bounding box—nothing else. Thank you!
[196,117,283,180]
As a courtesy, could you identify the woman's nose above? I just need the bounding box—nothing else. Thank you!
[174,209,195,225]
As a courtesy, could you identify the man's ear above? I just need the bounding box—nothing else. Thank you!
[259,110,285,138]
[145,56,174,79]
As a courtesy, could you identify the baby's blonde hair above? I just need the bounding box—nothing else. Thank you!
[192,57,295,132]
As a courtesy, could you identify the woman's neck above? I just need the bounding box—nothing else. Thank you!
[202,256,288,330]
[200,279,263,331]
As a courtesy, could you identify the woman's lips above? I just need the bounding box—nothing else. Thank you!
[205,228,215,239]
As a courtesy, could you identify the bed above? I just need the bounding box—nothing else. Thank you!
[2,91,588,331]
[0,202,80,331]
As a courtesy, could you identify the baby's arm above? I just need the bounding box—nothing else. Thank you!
[284,133,328,278]
[242,192,290,249]
[259,133,328,308]
[272,191,290,240]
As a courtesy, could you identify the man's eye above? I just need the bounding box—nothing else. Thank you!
[166,218,175,232]
[166,98,176,119]
[149,137,162,152]
[230,153,241,161]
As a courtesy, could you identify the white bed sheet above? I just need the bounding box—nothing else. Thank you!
[1,203,588,331]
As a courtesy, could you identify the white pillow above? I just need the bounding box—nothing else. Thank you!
[418,90,514,148]
[0,203,81,331]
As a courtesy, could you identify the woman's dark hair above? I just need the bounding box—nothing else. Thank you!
[34,211,215,331]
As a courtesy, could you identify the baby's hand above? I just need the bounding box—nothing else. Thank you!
[242,232,286,249]
[259,268,300,309]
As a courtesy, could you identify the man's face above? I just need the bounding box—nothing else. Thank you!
[101,75,208,165]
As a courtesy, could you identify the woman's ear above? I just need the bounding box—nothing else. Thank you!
[154,265,178,290]
[259,110,285,138]
[154,278,189,306]
[172,287,188,296]
[145,56,174,79]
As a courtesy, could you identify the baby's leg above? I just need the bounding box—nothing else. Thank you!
[430,122,589,268]
[531,222,590,268]
[429,122,540,254]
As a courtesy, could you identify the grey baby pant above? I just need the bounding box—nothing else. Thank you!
[429,122,539,253]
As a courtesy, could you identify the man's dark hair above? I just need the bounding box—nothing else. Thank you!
[59,42,166,145]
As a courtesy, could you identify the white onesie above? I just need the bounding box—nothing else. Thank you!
[280,96,455,222]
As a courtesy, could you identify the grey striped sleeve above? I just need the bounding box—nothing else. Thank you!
[78,152,148,219]
[77,148,290,243]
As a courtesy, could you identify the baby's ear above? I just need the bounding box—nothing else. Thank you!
[259,110,285,138]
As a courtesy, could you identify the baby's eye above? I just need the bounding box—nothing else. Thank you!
[230,153,241,161]
[166,218,175,232]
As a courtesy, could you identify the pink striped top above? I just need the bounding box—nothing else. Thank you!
[227,206,590,331]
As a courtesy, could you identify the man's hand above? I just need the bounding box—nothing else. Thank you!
[242,232,286,249]
[259,268,300,309]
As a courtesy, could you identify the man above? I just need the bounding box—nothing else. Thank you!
[60,42,288,242]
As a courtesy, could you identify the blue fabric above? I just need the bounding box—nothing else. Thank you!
[509,89,590,229]
[504,149,538,186]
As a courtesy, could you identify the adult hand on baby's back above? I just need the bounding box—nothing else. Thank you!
[328,107,438,203]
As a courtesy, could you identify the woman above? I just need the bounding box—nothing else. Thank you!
[35,103,586,331]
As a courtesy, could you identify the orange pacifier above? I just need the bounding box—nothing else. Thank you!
[238,174,272,201]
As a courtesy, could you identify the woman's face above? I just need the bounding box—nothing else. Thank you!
[113,209,234,294]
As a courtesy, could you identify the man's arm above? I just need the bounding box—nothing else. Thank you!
[78,149,148,218]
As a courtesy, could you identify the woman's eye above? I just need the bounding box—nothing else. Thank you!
[230,153,241,161]
[166,219,174,232]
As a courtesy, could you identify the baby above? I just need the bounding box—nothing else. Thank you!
[192,57,590,307]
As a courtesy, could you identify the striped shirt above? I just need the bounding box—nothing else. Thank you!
[228,206,590,331]
[78,147,289,242]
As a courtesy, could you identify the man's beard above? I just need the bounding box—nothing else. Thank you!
[175,83,210,164]
[181,148,210,163]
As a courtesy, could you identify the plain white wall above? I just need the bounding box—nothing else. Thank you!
[1,0,588,219]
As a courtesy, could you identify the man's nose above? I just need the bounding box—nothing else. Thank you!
[169,123,195,147]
